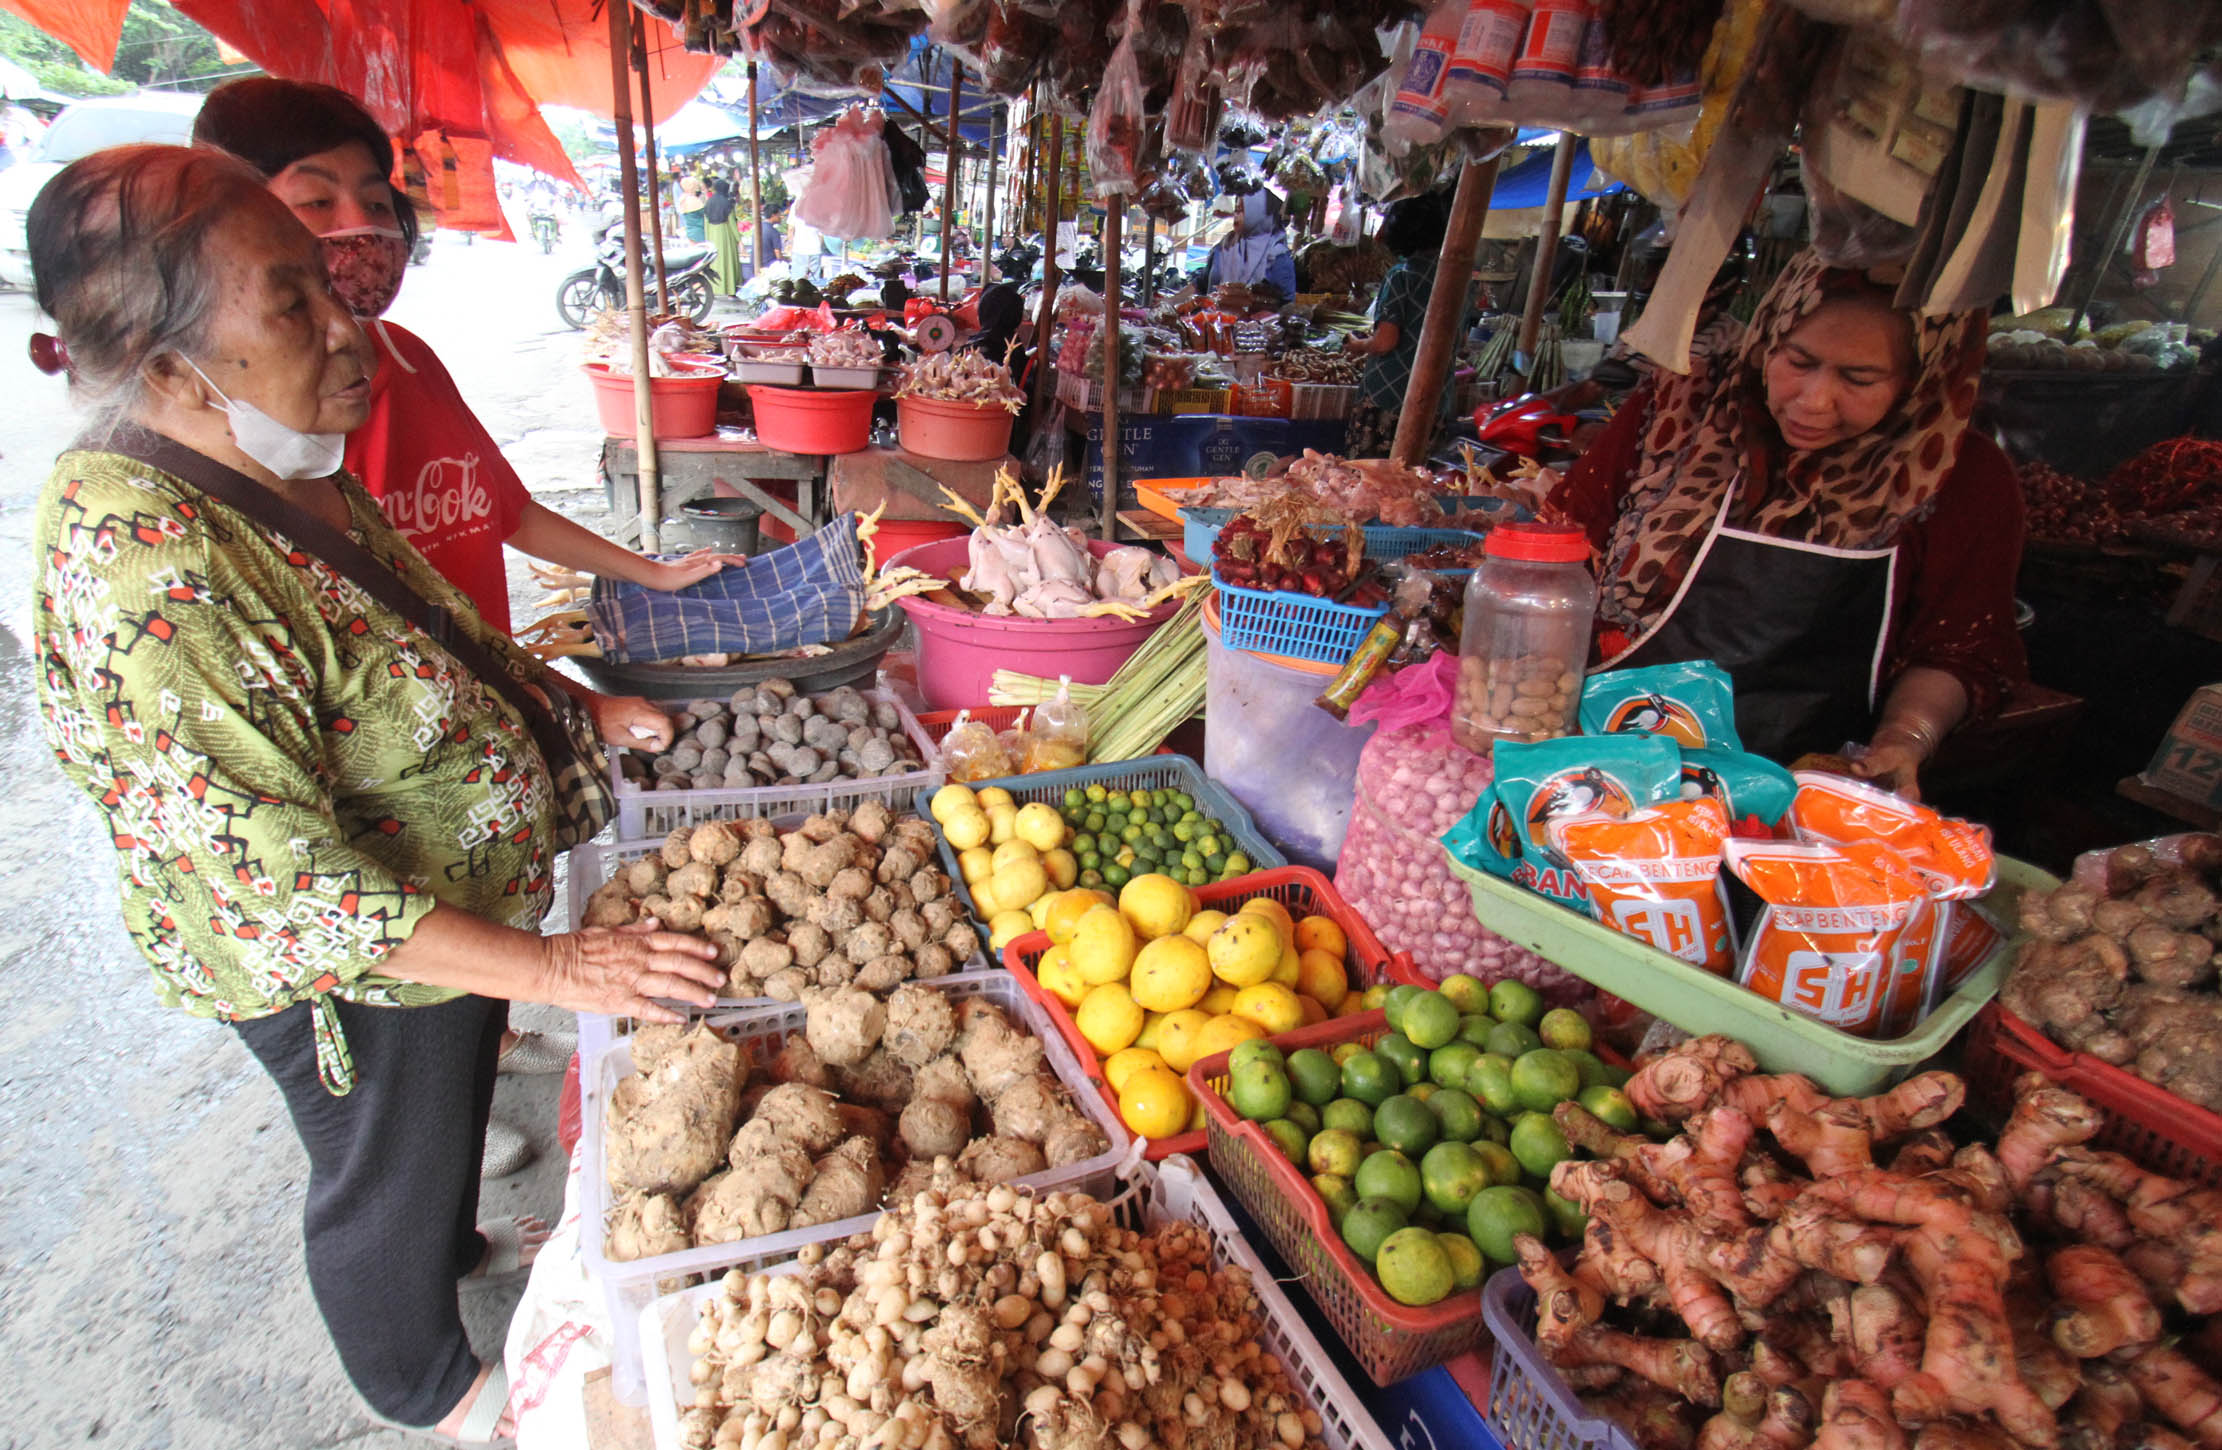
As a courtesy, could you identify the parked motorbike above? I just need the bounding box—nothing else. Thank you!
[530,209,560,255]
[556,223,716,328]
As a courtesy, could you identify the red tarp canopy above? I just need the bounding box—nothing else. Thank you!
[0,0,721,230]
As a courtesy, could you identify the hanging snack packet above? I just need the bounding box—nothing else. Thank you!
[1551,797,1736,973]
[1580,660,1742,750]
[1680,748,1797,831]
[1443,734,1680,913]
[1726,839,1934,1038]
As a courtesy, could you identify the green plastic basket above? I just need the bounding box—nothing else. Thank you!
[1444,849,2055,1097]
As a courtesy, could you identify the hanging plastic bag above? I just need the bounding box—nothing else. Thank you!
[1087,0,1146,197]
[1324,183,1363,247]
[1165,23,1221,155]
[792,107,902,241]
[2135,198,2177,272]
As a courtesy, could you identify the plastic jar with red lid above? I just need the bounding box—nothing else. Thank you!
[1452,524,1597,750]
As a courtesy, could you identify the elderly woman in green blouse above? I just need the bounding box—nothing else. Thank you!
[29,143,725,1445]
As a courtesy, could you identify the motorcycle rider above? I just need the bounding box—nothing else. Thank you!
[525,173,559,252]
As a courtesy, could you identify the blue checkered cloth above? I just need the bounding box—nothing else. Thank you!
[588,514,869,663]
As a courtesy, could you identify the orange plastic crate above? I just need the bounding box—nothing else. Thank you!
[914,705,1031,746]
[1135,477,1215,523]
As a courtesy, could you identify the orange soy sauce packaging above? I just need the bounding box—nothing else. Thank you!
[1724,838,1934,1038]
[1551,798,1737,975]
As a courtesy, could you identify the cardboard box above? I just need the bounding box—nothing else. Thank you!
[2140,684,2222,810]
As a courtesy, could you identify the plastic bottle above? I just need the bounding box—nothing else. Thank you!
[1025,677,1091,772]
[1452,523,1597,750]
[942,709,1016,783]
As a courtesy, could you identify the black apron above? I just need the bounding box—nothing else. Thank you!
[1619,478,1899,760]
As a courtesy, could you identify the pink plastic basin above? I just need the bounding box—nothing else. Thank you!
[886,536,1180,710]
[897,396,1017,462]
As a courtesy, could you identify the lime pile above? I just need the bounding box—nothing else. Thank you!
[1054,784,1253,892]
[1220,976,1636,1308]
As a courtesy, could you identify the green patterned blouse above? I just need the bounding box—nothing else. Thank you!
[34,448,558,1094]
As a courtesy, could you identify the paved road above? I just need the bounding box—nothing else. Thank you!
[0,221,654,1449]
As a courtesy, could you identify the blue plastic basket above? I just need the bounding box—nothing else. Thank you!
[911,756,1286,918]
[1480,1266,1638,1450]
[1212,569,1393,665]
[1178,509,1487,574]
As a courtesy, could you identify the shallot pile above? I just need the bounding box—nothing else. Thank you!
[896,351,1025,413]
[943,469,1189,620]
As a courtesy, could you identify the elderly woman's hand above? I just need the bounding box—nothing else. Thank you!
[588,692,676,752]
[539,921,723,1020]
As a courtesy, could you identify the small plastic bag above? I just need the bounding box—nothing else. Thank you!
[1025,677,1091,773]
[942,710,1016,783]
[1087,0,1146,197]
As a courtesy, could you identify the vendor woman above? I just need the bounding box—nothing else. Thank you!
[1549,250,2026,798]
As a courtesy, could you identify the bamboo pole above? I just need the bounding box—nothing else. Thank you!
[982,103,1000,270]
[1029,117,1065,420]
[608,0,659,550]
[940,64,963,303]
[1099,194,1125,541]
[747,61,765,275]
[634,27,670,314]
[1391,156,1500,468]
[1514,134,1577,370]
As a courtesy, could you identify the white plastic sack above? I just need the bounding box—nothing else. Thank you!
[792,106,901,241]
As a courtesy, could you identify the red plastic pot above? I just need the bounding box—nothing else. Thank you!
[896,395,1017,462]
[747,386,874,455]
[583,363,720,440]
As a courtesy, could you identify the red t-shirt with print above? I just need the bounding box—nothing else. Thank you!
[343,321,528,634]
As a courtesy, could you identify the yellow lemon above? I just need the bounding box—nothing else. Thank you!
[1117,1065,1193,1139]
[1189,1096,1208,1132]
[1135,1012,1164,1051]
[1029,894,1056,928]
[944,808,991,851]
[1240,896,1296,942]
[1272,940,1303,987]
[1104,1046,1169,1095]
[1208,912,1282,987]
[986,804,1019,846]
[957,846,994,886]
[1043,848,1078,891]
[1233,982,1304,1036]
[970,873,1004,917]
[1295,916,1349,960]
[976,786,1015,811]
[1296,994,1329,1026]
[991,839,1040,872]
[990,858,1048,914]
[929,783,978,823]
[1045,889,1112,945]
[1015,802,1066,853]
[1129,934,1212,1013]
[1197,984,1240,1016]
[1192,1012,1266,1063]
[988,910,1036,954]
[1153,1009,1213,1072]
[1118,873,1194,940]
[1069,905,1139,986]
[1035,944,1087,1009]
[1076,982,1145,1056]
[1183,909,1230,944]
[1296,948,1350,1011]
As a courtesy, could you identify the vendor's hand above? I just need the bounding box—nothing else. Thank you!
[1850,732,1927,801]
[539,921,723,1020]
[641,548,747,591]
[589,692,676,752]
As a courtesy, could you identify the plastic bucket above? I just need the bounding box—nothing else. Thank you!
[896,396,1017,462]
[866,517,968,569]
[885,535,1179,710]
[584,363,721,440]
[1202,593,1375,871]
[747,386,874,455]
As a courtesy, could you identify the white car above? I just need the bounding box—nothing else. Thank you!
[0,92,203,290]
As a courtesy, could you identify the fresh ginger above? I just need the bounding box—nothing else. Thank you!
[2127,1345,2222,1450]
[1517,1232,1727,1406]
[2053,1149,2222,1314]
[1555,1102,1754,1232]
[2047,1244,2163,1358]
[1998,1072,2107,1197]
[1583,1382,1702,1450]
[1697,1374,1813,1450]
[1815,1380,1909,1450]
[1628,1036,1760,1122]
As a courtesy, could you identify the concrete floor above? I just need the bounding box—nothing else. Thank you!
[0,219,670,1449]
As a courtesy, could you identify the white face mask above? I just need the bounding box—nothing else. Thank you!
[183,356,346,480]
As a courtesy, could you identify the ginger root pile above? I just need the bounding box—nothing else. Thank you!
[605,997,1110,1262]
[678,1181,1335,1450]
[2003,836,2222,1111]
[580,803,978,1000]
[1520,1038,2222,1450]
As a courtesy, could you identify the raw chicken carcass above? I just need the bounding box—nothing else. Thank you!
[1012,580,1096,618]
[961,530,1020,614]
[1094,546,1158,603]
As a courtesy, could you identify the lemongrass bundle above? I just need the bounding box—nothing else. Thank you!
[987,592,1208,761]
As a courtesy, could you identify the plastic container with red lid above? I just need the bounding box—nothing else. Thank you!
[1454,524,1596,748]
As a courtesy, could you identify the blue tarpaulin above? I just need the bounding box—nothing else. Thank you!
[1488,140,1624,209]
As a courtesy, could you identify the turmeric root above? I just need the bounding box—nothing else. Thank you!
[1628,1036,1759,1122]
[1556,1102,1754,1232]
[2126,1345,2222,1450]
[1814,1380,1907,1450]
[1584,1382,1701,1450]
[1696,1374,1812,1450]
[1997,1073,2106,1197]
[1769,1195,1900,1285]
[1889,1129,1957,1175]
[1717,1070,1965,1146]
[2046,1244,2162,1358]
[1835,1282,1924,1391]
[1763,1098,1881,1179]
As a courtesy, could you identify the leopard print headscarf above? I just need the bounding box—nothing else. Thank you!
[1598,251,1987,651]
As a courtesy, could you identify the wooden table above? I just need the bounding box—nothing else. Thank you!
[600,430,827,545]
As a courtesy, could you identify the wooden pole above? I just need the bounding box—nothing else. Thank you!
[634,28,670,315]
[608,0,659,550]
[1391,156,1500,468]
[1099,194,1124,541]
[940,64,963,303]
[1029,117,1065,420]
[747,61,765,275]
[1514,134,1577,370]
[982,103,1000,270]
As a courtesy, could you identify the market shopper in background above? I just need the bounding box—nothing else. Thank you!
[1204,190,1299,302]
[677,167,708,243]
[1343,191,1456,458]
[704,173,743,296]
[1549,250,2025,796]
[27,142,724,1447]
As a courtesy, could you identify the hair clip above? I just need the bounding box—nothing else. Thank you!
[28,332,69,377]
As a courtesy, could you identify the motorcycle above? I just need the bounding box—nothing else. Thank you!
[529,209,560,255]
[556,222,717,328]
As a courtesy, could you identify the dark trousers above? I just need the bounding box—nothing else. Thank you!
[234,993,505,1426]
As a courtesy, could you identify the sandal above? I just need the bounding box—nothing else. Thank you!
[464,1215,548,1285]
[481,1120,534,1180]
[369,1360,514,1447]
[496,1029,576,1076]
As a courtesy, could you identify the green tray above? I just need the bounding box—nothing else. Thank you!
[1445,849,2055,1097]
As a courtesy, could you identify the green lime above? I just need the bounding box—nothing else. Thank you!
[1225,852,1252,874]
[1128,789,1151,811]
[1510,1049,1583,1114]
[1360,984,1392,1013]
[1288,1048,1333,1101]
[1384,984,1428,1036]
[1284,1100,1321,1136]
[1467,1184,1549,1267]
[1313,1173,1358,1227]
[1340,1051,1396,1107]
[1084,783,1107,804]
[1262,1117,1310,1164]
[1438,1231,1486,1291]
[1510,1111,1574,1181]
[1472,1139,1519,1185]
[1412,1199,1445,1229]
[1407,1081,1438,1104]
[1545,1187,1588,1239]
[1321,1098,1374,1139]
[1063,787,1084,810]
[1427,1087,1485,1144]
[1458,1014,1498,1049]
[1403,992,1461,1051]
[1230,1038,1287,1074]
[1354,1149,1424,1214]
[1103,864,1130,889]
[1538,1007,1593,1052]
[1486,1020,1545,1059]
[1420,1140,1492,1217]
[1376,1033,1428,1090]
[1475,1112,1510,1146]
[1308,1127,1364,1179]
[1563,1049,1612,1090]
[1430,1041,1483,1090]
[1465,1053,1519,1116]
[1341,1197,1409,1266]
[1578,1084,1641,1132]
[1377,1227,1455,1306]
[1488,980,1546,1029]
[1375,1094,1441,1156]
[1438,974,1490,1014]
[1228,1060,1294,1122]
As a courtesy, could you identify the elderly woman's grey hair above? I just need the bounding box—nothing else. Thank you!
[28,143,280,428]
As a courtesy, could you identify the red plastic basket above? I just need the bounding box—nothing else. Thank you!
[1963,1002,2222,1187]
[914,706,1032,746]
[1002,865,1421,1161]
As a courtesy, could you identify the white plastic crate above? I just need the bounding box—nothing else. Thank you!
[639,1155,1395,1450]
[610,688,942,840]
[581,971,1128,1405]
